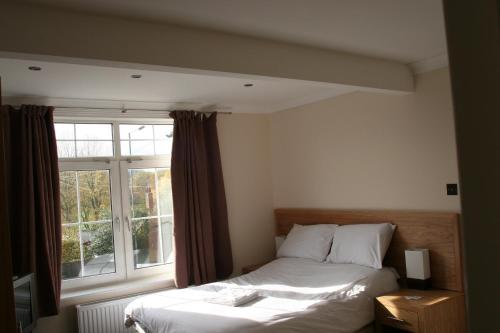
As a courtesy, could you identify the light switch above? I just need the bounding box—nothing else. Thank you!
[447,183,458,195]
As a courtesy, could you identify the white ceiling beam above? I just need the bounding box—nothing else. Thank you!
[409,54,449,75]
[0,2,414,92]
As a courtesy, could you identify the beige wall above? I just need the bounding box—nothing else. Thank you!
[217,114,275,274]
[270,68,460,211]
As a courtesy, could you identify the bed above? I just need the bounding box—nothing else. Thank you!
[125,209,463,333]
[125,258,398,332]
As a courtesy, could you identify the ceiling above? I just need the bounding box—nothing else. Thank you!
[0,58,356,114]
[18,0,447,64]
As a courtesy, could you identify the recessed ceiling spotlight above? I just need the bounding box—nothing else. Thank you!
[131,74,142,79]
[28,66,42,71]
[244,83,254,87]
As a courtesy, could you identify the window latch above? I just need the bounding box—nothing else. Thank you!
[125,157,143,163]
[126,216,131,232]
[92,157,111,164]
[114,216,120,232]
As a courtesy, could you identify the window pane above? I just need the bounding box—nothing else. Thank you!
[154,140,172,155]
[57,141,76,158]
[81,222,116,277]
[61,225,81,279]
[160,216,174,264]
[132,141,155,155]
[59,168,117,281]
[55,123,75,140]
[56,123,115,158]
[60,171,78,224]
[157,168,173,216]
[120,140,130,156]
[75,124,112,140]
[129,168,157,218]
[154,125,173,140]
[119,124,172,157]
[132,218,162,269]
[76,141,113,157]
[127,166,173,270]
[78,170,112,222]
[120,124,153,140]
[120,140,156,156]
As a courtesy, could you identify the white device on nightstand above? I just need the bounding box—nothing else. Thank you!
[405,248,431,289]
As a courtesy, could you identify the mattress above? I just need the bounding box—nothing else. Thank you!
[125,258,399,333]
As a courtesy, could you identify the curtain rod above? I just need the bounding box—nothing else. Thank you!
[53,106,233,115]
[7,105,233,115]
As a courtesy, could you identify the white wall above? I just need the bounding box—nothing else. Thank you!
[270,68,460,211]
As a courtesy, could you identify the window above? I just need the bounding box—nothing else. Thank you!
[120,124,173,156]
[60,169,115,279]
[55,123,114,158]
[126,167,174,268]
[56,121,174,288]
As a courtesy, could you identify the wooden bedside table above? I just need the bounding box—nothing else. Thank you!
[375,289,466,333]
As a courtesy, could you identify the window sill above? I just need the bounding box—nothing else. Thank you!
[61,274,175,306]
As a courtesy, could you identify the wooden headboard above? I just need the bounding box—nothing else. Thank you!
[275,209,463,292]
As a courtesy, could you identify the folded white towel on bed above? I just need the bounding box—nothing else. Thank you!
[204,288,259,306]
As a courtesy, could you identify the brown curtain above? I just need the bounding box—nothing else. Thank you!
[1,105,62,316]
[0,83,18,332]
[170,111,233,288]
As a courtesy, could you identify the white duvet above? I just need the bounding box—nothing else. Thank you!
[125,258,399,333]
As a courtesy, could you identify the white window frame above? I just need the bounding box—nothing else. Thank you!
[56,118,175,291]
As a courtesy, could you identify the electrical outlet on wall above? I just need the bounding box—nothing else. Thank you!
[446,183,458,195]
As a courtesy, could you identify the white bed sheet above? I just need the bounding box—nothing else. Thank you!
[125,258,399,333]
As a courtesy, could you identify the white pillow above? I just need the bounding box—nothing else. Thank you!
[277,224,338,262]
[326,223,396,269]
